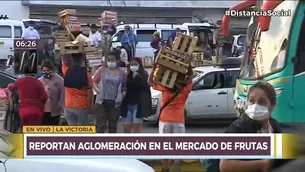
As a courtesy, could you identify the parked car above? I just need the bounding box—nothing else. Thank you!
[0,129,155,172]
[0,70,19,132]
[145,65,240,122]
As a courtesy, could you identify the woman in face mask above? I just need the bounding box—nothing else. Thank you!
[219,81,282,172]
[93,51,127,133]
[121,58,151,133]
[39,60,64,125]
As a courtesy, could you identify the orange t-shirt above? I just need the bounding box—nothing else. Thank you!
[62,64,93,108]
[152,80,192,123]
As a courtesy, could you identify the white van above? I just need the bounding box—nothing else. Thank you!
[0,20,25,63]
[111,24,188,58]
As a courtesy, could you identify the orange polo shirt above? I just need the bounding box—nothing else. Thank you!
[152,80,192,123]
[62,64,93,108]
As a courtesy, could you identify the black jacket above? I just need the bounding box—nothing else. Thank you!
[121,71,152,118]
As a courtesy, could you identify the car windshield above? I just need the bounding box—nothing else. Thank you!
[237,35,246,46]
[239,11,292,80]
[193,70,204,82]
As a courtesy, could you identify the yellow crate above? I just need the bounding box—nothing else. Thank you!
[156,46,190,74]
[172,33,198,56]
[58,9,76,17]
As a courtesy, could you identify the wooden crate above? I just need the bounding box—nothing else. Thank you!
[172,33,198,56]
[58,9,76,17]
[84,47,99,59]
[59,42,84,54]
[55,31,70,43]
[192,52,204,61]
[156,46,190,74]
[141,57,154,68]
[153,65,178,88]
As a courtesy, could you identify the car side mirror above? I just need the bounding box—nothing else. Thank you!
[112,36,118,42]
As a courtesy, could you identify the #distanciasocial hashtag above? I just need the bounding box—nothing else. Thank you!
[225,9,291,17]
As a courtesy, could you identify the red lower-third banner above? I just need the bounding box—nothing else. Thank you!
[22,134,275,159]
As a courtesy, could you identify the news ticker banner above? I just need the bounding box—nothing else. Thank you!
[4,132,301,159]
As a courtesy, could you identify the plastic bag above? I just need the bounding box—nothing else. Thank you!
[0,88,9,101]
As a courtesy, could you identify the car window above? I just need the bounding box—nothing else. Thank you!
[14,26,22,38]
[0,73,15,88]
[161,30,187,40]
[225,70,240,87]
[161,30,174,40]
[136,30,156,42]
[193,72,216,90]
[113,30,124,42]
[0,25,12,38]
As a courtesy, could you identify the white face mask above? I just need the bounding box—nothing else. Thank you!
[29,26,34,30]
[130,65,139,72]
[245,104,269,121]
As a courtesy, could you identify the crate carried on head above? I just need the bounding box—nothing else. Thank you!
[100,10,118,27]
[153,65,186,89]
[156,46,191,74]
[172,33,198,56]
[58,9,81,40]
[55,31,70,44]
[59,42,84,55]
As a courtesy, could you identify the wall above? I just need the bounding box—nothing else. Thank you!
[1,1,29,20]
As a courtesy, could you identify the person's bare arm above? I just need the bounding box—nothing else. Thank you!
[219,159,269,172]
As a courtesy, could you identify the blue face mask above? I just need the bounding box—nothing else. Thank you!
[107,62,117,68]
[130,65,139,72]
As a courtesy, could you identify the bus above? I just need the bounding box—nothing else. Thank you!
[223,0,304,123]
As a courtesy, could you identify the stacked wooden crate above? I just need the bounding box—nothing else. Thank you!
[55,31,70,45]
[191,52,205,67]
[100,10,118,27]
[58,9,81,41]
[153,33,197,88]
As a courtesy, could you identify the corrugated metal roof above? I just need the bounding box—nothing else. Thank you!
[29,6,193,24]
[25,0,242,8]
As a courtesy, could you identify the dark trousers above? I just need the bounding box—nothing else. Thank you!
[123,44,135,62]
[96,104,120,133]
[42,112,60,125]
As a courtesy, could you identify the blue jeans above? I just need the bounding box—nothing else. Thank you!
[64,107,90,125]
[124,104,143,124]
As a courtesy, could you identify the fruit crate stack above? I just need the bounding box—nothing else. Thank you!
[153,33,197,88]
[100,10,118,27]
[191,52,205,67]
[58,9,81,40]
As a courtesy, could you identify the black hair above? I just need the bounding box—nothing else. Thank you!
[128,58,145,76]
[41,59,54,71]
[106,51,121,61]
[29,21,35,25]
[71,53,84,65]
[248,81,276,105]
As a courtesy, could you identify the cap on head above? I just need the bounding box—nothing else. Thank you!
[91,24,98,29]
[153,31,160,36]
[124,25,131,30]
[175,28,181,32]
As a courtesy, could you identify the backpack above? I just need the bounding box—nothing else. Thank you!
[200,117,282,172]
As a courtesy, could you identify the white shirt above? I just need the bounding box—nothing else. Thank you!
[91,32,101,47]
[22,27,40,39]
[120,48,128,63]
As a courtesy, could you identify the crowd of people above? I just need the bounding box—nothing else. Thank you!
[2,22,302,172]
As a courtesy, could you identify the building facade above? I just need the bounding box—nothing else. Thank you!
[2,0,249,30]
